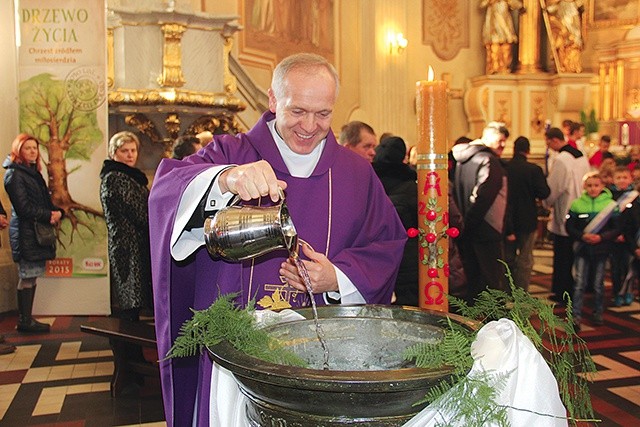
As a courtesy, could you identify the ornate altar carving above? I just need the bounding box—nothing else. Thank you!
[107,5,249,170]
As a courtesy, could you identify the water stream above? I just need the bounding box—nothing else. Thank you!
[292,254,330,370]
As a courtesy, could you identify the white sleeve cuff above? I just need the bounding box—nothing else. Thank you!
[170,165,235,261]
[325,266,365,304]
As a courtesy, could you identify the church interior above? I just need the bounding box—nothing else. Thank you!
[1,0,640,426]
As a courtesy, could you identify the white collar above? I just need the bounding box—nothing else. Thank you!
[267,119,325,178]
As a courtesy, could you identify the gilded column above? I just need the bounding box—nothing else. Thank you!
[158,23,186,88]
[221,24,237,95]
[598,63,606,120]
[516,0,542,73]
[107,27,114,89]
[608,61,616,120]
[615,59,624,120]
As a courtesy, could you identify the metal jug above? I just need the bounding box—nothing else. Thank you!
[204,188,298,261]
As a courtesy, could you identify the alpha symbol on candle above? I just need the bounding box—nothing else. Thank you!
[423,171,442,196]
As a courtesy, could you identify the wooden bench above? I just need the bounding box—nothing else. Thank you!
[80,317,159,397]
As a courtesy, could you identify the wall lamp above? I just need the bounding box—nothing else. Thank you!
[388,31,408,54]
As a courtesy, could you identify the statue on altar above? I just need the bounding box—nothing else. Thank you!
[543,0,585,73]
[480,0,525,75]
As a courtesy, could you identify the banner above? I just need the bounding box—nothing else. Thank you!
[16,0,109,314]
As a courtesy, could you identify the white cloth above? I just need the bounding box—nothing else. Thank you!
[403,318,567,427]
[209,309,306,426]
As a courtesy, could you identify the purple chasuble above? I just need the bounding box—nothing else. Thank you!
[148,111,407,426]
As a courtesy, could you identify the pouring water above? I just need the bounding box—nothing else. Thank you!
[291,240,330,370]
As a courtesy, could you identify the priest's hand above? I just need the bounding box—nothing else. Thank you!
[280,242,339,294]
[218,160,288,203]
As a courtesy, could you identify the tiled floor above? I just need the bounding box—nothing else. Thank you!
[0,246,638,426]
[0,315,165,426]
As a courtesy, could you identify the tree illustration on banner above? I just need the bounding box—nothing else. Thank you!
[19,72,107,275]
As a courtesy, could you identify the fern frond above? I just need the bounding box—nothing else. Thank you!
[164,294,306,367]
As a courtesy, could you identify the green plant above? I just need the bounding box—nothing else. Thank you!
[165,294,306,367]
[580,109,599,134]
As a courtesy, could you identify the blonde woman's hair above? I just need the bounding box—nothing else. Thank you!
[108,131,139,159]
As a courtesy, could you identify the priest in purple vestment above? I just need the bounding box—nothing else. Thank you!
[148,53,407,426]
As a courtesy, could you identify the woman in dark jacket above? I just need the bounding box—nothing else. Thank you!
[100,131,152,321]
[3,133,63,333]
[373,136,419,305]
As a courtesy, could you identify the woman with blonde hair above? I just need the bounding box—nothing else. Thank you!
[3,133,63,333]
[99,131,152,321]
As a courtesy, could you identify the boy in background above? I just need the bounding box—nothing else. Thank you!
[621,183,640,306]
[608,166,636,306]
[632,164,640,187]
[566,172,621,330]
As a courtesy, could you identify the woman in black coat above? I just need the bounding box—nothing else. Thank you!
[100,131,152,321]
[3,134,63,333]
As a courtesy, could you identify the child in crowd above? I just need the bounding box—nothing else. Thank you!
[621,186,640,306]
[608,167,636,306]
[627,145,640,173]
[566,172,621,330]
[633,163,640,187]
[599,158,616,186]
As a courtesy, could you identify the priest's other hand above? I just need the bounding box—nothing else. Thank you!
[219,159,287,203]
[279,242,338,294]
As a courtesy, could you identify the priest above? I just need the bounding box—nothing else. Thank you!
[148,52,407,426]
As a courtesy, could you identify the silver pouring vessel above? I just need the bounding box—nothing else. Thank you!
[204,188,298,261]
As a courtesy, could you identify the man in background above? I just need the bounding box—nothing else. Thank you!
[504,136,551,290]
[171,135,202,160]
[544,127,591,303]
[339,120,378,162]
[452,122,509,303]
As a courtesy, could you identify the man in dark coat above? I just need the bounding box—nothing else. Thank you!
[452,122,509,303]
[504,136,551,290]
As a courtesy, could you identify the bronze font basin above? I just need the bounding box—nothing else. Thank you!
[207,304,478,427]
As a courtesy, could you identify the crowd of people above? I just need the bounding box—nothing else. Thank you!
[337,113,640,334]
[1,52,638,424]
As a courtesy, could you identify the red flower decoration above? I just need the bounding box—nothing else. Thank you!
[407,228,419,238]
[426,233,437,243]
[426,210,437,221]
[445,227,459,238]
[427,268,438,278]
[442,212,449,226]
[443,263,450,277]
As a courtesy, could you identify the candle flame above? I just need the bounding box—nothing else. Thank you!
[427,66,435,82]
